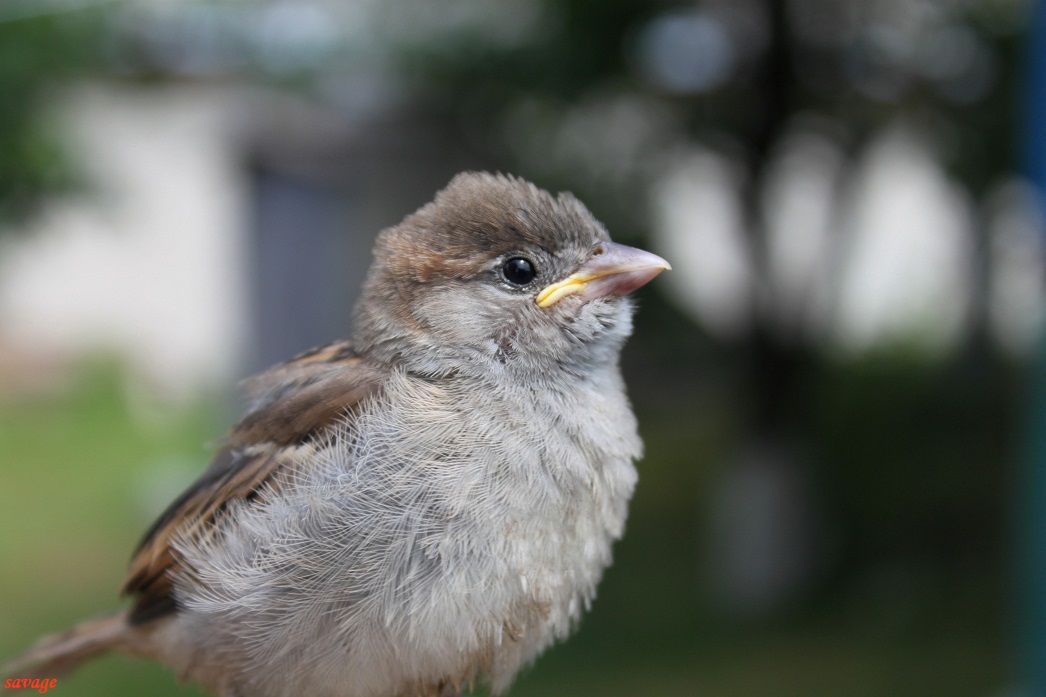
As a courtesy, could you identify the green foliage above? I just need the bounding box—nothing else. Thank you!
[0,8,106,226]
[0,359,219,697]
[815,349,1019,571]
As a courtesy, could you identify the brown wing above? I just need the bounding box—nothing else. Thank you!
[122,339,386,624]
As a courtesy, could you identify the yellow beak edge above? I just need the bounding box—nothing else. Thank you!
[535,242,671,309]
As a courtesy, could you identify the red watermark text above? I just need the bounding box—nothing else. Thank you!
[3,678,58,694]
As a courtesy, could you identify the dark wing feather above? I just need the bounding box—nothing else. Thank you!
[122,340,386,624]
[231,340,383,447]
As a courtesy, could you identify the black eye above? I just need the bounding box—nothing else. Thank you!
[502,256,537,285]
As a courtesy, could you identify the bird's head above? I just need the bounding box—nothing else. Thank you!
[354,172,669,378]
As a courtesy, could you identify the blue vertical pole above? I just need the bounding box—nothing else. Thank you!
[1027,0,1046,188]
[1022,1,1046,693]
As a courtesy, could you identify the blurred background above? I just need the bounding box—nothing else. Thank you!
[0,0,1043,695]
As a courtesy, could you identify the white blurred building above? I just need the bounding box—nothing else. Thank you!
[0,83,249,401]
[0,78,478,402]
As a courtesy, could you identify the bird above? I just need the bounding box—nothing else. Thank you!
[3,172,670,697]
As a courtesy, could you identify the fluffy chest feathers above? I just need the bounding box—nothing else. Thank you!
[172,367,641,697]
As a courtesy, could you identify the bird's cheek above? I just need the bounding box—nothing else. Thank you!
[412,286,501,345]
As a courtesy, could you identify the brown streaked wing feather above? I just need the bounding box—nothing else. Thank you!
[122,340,386,624]
[232,341,384,447]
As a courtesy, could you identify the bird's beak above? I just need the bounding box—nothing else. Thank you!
[536,242,671,308]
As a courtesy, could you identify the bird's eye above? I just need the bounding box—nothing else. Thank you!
[502,257,537,285]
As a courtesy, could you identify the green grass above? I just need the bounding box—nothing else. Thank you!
[0,360,1011,696]
[0,361,214,697]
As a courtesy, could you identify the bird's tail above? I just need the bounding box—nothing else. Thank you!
[2,611,130,686]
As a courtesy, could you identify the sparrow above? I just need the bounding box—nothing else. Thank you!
[4,172,669,697]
